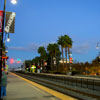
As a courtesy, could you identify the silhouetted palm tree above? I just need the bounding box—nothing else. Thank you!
[57,35,73,71]
[47,43,60,70]
[57,36,65,68]
[67,36,73,63]
[38,46,47,69]
[63,35,73,65]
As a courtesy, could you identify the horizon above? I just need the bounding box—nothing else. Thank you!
[0,0,100,67]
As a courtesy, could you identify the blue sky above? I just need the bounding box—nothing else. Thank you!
[0,0,100,66]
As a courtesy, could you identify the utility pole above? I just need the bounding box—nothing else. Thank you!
[0,0,6,98]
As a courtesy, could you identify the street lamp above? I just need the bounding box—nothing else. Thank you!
[5,46,8,53]
[11,0,17,4]
[96,42,100,49]
[96,42,100,62]
[7,33,10,42]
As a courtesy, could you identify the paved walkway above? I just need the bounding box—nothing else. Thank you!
[6,73,78,100]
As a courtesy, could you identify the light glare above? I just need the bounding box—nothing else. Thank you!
[96,46,98,49]
[7,38,10,42]
[11,0,17,4]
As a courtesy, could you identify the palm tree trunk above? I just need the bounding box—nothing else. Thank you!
[42,59,44,71]
[61,46,64,70]
[68,47,70,63]
[51,56,53,70]
[54,51,57,71]
[68,47,70,71]
[65,47,67,67]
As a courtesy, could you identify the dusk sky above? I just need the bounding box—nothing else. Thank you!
[0,0,100,67]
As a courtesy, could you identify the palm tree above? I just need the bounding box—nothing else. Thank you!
[63,35,69,66]
[47,43,60,70]
[57,36,65,68]
[67,37,73,63]
[32,56,41,66]
[38,46,47,70]
[53,43,60,57]
[63,35,73,65]
[38,46,47,59]
[25,60,32,69]
[57,35,73,71]
[47,44,54,70]
[52,43,60,70]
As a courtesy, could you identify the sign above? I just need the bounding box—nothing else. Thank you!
[17,58,21,63]
[2,56,8,59]
[70,57,73,63]
[44,61,47,66]
[10,58,14,64]
[9,58,21,64]
[0,10,3,32]
[5,12,16,33]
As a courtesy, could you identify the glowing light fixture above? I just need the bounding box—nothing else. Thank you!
[10,58,14,64]
[11,0,17,4]
[96,46,99,49]
[7,34,10,42]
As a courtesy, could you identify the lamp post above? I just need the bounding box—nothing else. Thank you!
[11,0,17,4]
[96,42,100,49]
[0,0,7,98]
[96,42,100,62]
[68,51,72,75]
[7,33,10,42]
[0,0,17,98]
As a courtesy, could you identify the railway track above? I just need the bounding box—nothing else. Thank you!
[15,72,100,100]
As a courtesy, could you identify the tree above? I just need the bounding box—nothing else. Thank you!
[47,43,60,70]
[63,35,69,65]
[67,36,73,64]
[38,46,47,59]
[32,56,41,66]
[57,35,73,70]
[47,43,54,70]
[38,46,47,71]
[57,36,65,68]
[25,60,32,68]
[92,56,100,66]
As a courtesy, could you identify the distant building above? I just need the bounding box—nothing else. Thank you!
[59,58,73,63]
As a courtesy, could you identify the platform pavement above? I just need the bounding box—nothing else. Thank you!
[5,73,78,100]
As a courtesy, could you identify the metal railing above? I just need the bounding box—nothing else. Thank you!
[17,71,100,91]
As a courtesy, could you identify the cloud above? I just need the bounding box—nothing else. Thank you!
[72,43,90,54]
[8,41,56,52]
[8,41,90,55]
[8,47,28,51]
[8,43,39,52]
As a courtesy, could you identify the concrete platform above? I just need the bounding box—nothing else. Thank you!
[6,73,78,100]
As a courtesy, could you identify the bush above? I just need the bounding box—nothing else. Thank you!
[46,71,66,74]
[72,71,81,75]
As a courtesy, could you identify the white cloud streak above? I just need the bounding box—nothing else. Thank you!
[72,43,90,54]
[8,41,56,52]
[8,43,39,52]
[8,42,90,55]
